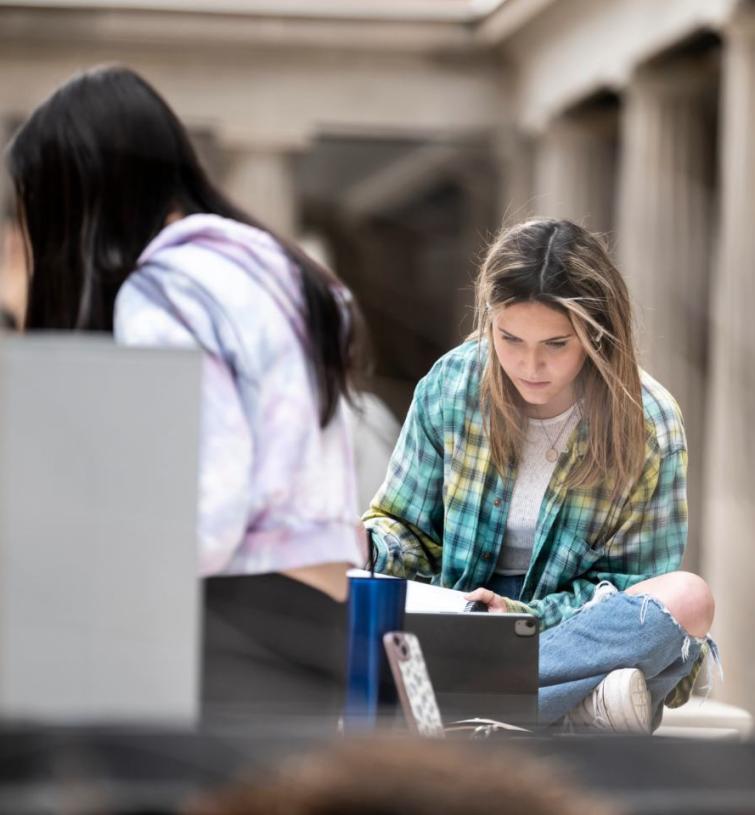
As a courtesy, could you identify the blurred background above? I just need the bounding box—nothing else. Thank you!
[0,0,753,718]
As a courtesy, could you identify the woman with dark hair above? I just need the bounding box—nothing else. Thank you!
[7,65,365,724]
[365,218,719,733]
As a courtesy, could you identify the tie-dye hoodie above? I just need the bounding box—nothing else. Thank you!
[114,214,362,576]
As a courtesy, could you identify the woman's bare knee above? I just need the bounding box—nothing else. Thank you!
[626,571,714,637]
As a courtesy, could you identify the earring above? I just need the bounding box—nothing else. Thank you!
[592,328,604,352]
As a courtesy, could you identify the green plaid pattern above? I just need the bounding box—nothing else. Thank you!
[364,340,689,632]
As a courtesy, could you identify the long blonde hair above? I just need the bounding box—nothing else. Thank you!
[474,218,645,495]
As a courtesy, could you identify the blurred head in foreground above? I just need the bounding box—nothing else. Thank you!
[189,738,619,815]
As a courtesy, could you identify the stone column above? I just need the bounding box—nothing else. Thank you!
[454,154,500,339]
[533,108,618,234]
[616,58,718,573]
[221,143,298,239]
[702,9,755,713]
[496,131,536,224]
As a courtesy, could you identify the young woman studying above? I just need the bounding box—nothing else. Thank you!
[7,66,365,724]
[364,218,718,732]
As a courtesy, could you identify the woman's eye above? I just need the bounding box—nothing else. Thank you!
[500,334,520,343]
[546,341,567,349]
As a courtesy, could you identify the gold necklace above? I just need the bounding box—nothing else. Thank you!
[537,406,576,463]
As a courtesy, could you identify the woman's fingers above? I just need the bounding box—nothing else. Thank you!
[463,587,508,612]
[464,587,495,603]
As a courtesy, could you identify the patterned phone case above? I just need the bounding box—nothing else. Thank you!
[383,631,445,738]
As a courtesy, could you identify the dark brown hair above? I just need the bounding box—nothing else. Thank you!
[7,65,362,426]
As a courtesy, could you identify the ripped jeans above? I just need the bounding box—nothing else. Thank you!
[488,575,718,731]
[539,586,718,729]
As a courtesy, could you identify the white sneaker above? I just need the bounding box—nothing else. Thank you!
[562,668,652,733]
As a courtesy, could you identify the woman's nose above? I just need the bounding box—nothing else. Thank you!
[521,347,545,375]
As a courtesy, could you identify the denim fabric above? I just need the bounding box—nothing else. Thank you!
[538,586,712,730]
[487,573,526,601]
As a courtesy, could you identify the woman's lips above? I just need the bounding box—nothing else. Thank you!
[520,379,550,388]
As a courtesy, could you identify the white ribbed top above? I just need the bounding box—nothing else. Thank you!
[495,404,581,575]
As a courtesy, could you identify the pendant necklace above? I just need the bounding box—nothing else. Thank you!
[538,405,577,463]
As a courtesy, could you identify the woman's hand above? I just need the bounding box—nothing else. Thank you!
[463,587,512,613]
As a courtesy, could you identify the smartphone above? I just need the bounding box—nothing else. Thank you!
[383,631,445,738]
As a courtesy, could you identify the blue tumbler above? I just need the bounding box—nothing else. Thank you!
[343,574,407,729]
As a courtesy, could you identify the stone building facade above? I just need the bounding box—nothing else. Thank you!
[1,0,753,713]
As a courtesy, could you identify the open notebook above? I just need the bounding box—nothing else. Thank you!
[348,569,471,613]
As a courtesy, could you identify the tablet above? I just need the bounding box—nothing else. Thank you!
[404,611,539,726]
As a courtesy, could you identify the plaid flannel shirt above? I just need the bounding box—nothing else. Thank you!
[364,340,688,632]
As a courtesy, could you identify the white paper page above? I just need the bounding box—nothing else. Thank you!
[348,569,467,613]
[404,580,468,613]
